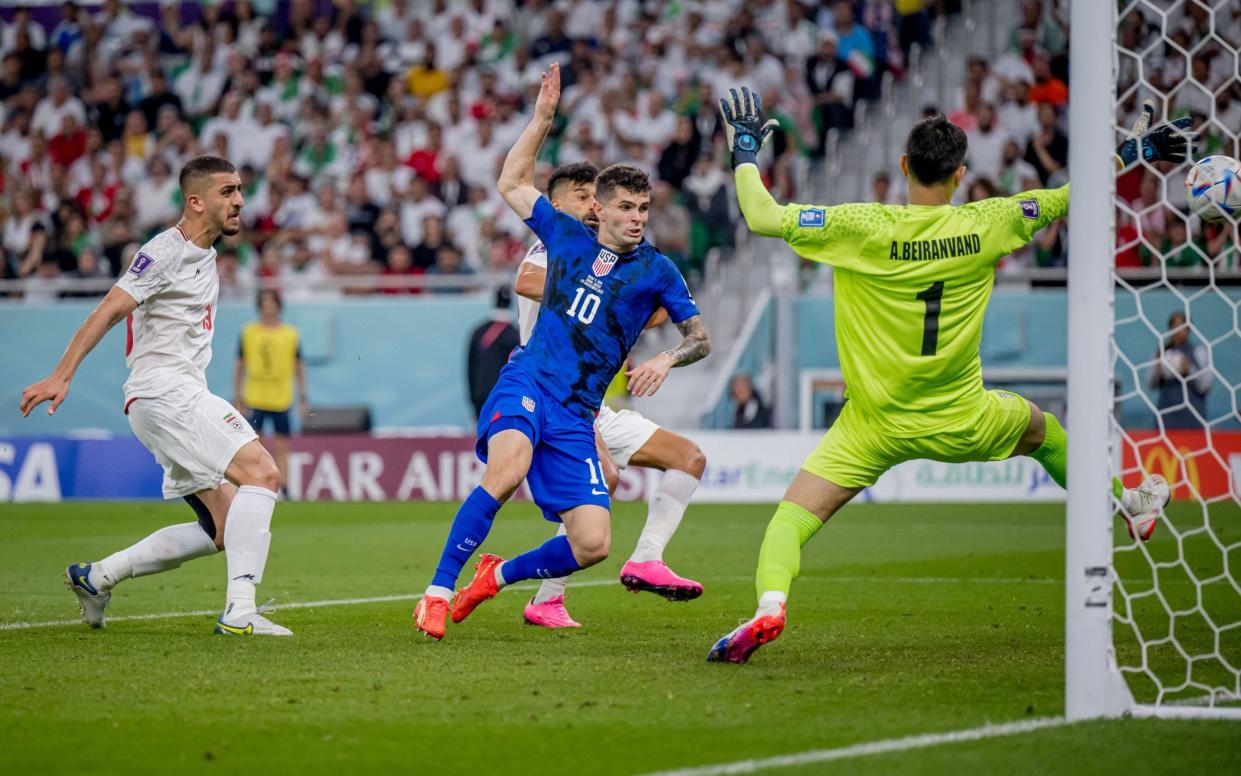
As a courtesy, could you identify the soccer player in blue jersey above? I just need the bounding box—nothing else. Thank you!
[412,63,711,640]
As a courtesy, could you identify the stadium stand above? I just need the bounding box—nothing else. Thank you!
[0,0,958,299]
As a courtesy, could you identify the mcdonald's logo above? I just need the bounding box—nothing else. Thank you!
[1124,430,1241,502]
[1141,445,1200,499]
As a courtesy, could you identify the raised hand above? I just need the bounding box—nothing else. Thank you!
[718,86,779,168]
[534,62,561,120]
[1115,100,1196,169]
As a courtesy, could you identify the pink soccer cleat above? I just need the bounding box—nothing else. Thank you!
[522,595,582,628]
[620,560,704,601]
[707,605,786,664]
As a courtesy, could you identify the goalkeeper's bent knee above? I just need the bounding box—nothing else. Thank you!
[755,501,825,601]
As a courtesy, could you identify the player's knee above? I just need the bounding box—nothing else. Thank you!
[681,443,707,479]
[242,454,281,491]
[572,532,610,567]
[480,464,524,503]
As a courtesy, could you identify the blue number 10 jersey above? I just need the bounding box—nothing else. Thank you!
[511,196,700,418]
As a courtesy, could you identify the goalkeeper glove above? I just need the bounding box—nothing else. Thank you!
[719,86,779,169]
[1114,100,1194,170]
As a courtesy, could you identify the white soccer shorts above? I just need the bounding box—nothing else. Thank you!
[127,384,258,499]
[595,405,660,468]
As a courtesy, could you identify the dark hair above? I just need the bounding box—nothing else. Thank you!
[595,164,650,203]
[257,289,283,311]
[547,162,597,200]
[905,115,968,186]
[179,155,237,196]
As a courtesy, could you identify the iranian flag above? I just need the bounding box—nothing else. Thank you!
[846,49,875,79]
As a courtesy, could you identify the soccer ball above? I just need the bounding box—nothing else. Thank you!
[1185,155,1240,222]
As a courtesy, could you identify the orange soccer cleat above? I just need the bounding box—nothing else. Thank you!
[451,553,504,624]
[413,595,451,640]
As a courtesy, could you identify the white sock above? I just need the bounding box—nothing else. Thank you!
[532,525,570,604]
[629,469,699,563]
[90,523,217,591]
[757,591,787,617]
[425,585,454,601]
[223,485,277,617]
[493,562,509,589]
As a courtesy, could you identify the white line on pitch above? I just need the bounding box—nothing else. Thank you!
[0,578,619,631]
[633,717,1073,776]
[1,574,1062,631]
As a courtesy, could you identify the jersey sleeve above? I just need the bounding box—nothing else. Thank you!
[656,257,700,324]
[115,244,179,305]
[520,240,548,269]
[779,202,885,268]
[966,185,1070,258]
[522,195,577,249]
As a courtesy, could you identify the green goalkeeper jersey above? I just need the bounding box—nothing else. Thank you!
[778,184,1069,434]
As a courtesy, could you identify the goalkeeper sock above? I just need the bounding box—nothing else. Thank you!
[429,487,501,591]
[1030,412,1127,499]
[1030,412,1068,489]
[755,501,824,613]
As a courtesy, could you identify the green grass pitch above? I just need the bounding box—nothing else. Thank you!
[2,500,1238,774]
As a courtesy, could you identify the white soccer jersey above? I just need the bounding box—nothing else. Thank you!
[516,239,548,345]
[115,225,219,404]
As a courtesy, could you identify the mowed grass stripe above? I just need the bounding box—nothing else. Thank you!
[1,574,1063,630]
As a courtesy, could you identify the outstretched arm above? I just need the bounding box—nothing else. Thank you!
[20,286,138,417]
[496,63,560,219]
[734,164,786,237]
[719,86,785,238]
[627,315,711,397]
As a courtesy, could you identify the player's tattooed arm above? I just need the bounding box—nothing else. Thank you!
[664,315,711,367]
[627,315,710,397]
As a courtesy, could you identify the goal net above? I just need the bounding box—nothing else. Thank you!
[1104,0,1241,717]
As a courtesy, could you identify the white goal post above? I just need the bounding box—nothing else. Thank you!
[1066,0,1241,721]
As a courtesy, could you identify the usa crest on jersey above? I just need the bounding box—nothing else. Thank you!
[592,249,619,277]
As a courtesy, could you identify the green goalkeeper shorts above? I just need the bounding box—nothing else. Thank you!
[803,390,1033,489]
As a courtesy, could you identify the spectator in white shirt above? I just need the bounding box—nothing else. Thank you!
[132,155,180,234]
[174,44,226,118]
[964,103,1008,184]
[31,77,87,139]
[364,141,414,207]
[399,176,447,248]
[457,118,506,189]
[996,80,1039,145]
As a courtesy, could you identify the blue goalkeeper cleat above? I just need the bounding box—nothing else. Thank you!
[707,604,786,664]
[65,562,110,629]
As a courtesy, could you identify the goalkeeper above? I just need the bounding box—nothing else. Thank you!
[708,89,1191,664]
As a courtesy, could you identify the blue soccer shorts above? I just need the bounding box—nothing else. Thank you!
[475,364,610,522]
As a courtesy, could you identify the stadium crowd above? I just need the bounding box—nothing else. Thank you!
[0,0,953,301]
[0,0,1236,302]
[941,0,1239,272]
